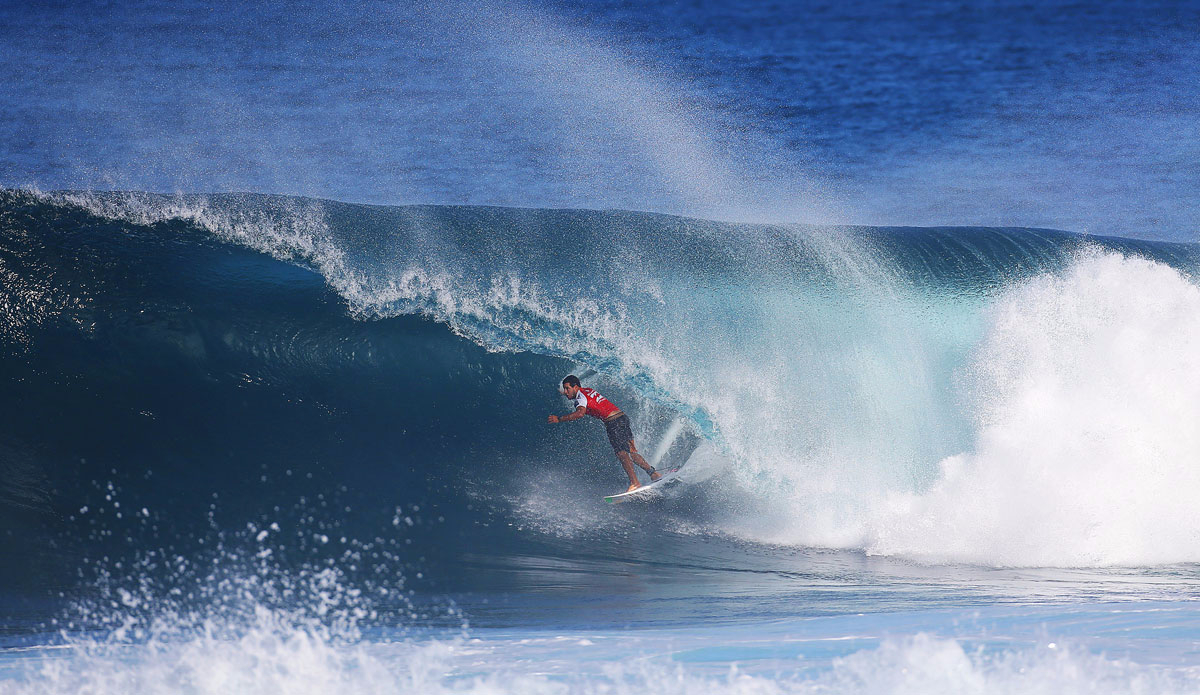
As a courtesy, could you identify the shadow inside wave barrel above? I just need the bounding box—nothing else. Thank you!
[0,192,668,617]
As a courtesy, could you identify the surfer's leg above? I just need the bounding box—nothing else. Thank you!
[608,416,647,491]
[628,442,661,481]
[617,451,641,492]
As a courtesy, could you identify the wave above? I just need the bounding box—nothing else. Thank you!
[3,189,1200,572]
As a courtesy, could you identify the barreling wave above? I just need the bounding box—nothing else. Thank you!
[3,189,1200,575]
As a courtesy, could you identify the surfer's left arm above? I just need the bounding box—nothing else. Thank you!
[548,406,587,424]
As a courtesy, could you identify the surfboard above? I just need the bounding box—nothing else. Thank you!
[603,466,682,504]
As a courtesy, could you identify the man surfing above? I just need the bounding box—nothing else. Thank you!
[548,375,662,493]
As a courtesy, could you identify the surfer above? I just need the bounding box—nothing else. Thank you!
[548,375,663,493]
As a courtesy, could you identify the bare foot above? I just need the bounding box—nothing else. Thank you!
[650,471,662,482]
[625,482,642,493]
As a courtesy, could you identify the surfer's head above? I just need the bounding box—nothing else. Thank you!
[560,375,581,397]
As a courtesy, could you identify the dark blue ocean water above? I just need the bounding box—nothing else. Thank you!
[3,0,1199,237]
[3,1,1200,693]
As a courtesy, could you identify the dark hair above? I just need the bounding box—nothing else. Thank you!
[562,375,581,388]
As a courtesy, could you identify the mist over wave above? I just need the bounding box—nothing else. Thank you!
[6,0,1199,236]
[3,190,1200,574]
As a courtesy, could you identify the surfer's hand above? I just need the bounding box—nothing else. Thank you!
[547,415,559,424]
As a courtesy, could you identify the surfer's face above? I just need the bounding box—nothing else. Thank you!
[562,384,579,398]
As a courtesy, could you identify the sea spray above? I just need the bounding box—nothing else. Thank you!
[6,625,1196,694]
[868,251,1200,566]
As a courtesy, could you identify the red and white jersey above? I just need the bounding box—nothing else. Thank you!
[572,387,622,420]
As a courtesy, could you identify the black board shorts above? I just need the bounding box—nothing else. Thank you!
[604,414,634,453]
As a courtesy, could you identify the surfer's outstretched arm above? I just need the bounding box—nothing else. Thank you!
[547,406,587,424]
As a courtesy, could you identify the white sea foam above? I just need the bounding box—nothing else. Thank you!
[736,250,1200,566]
[864,251,1200,566]
[3,627,1194,695]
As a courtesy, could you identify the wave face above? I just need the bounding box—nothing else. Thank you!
[3,190,1200,581]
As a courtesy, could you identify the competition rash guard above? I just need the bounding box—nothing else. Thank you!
[572,387,622,420]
